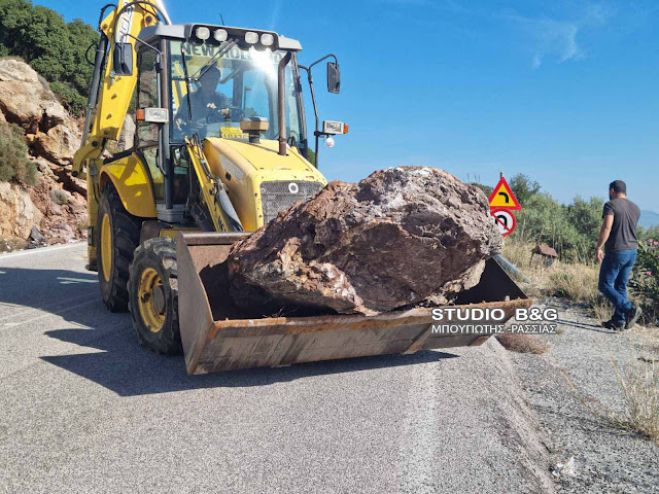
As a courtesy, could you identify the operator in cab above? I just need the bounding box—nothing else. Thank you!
[175,65,230,139]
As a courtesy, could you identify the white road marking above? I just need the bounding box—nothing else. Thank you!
[399,362,439,493]
[57,277,98,285]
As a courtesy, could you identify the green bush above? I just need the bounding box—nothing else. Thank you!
[50,80,87,115]
[0,122,37,186]
[630,240,659,326]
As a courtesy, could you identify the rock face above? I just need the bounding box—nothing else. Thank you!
[227,167,502,316]
[0,59,80,165]
[0,58,86,248]
[29,179,87,245]
[0,182,43,241]
[0,59,67,129]
[31,123,81,166]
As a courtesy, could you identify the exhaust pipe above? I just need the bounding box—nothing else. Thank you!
[153,0,172,24]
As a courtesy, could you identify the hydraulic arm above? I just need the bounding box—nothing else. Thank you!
[73,0,165,178]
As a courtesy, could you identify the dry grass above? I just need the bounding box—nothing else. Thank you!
[560,360,659,445]
[503,240,613,322]
[502,240,546,287]
[592,300,614,322]
[496,333,549,354]
[504,240,659,442]
[548,262,599,304]
[548,263,615,320]
[611,360,659,444]
[503,239,533,270]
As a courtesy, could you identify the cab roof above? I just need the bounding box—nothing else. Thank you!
[138,23,302,51]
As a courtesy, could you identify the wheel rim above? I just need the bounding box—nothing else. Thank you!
[100,214,112,283]
[138,267,166,333]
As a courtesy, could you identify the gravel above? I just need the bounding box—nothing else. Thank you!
[510,302,659,494]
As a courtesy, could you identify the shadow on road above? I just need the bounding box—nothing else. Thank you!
[0,266,458,397]
[0,266,100,309]
[43,326,457,396]
[557,318,613,334]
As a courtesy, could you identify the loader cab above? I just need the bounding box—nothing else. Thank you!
[129,24,311,223]
[168,34,306,146]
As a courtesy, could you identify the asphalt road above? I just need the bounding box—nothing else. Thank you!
[0,243,553,494]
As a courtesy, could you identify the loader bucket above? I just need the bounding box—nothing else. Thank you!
[176,233,532,375]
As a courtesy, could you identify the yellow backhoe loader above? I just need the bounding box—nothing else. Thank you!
[74,0,530,375]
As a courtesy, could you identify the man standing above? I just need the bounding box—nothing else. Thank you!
[596,180,643,330]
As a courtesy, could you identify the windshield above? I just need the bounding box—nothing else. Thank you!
[170,40,304,145]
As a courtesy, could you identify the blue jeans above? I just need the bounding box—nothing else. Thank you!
[598,249,637,323]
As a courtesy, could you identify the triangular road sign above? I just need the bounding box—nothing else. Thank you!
[488,176,522,210]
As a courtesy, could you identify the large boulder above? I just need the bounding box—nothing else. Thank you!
[227,167,502,316]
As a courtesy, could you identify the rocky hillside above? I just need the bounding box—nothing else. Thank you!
[0,58,87,251]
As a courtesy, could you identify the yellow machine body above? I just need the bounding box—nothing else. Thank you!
[74,0,160,267]
[74,1,529,374]
[202,138,327,231]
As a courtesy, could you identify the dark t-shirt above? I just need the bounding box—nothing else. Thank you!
[603,198,640,252]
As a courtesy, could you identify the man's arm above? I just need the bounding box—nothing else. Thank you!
[596,214,614,263]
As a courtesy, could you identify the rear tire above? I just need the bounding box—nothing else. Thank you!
[97,186,141,312]
[128,237,183,355]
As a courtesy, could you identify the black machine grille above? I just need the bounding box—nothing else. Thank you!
[260,181,325,225]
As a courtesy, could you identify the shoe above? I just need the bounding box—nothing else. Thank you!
[625,305,643,330]
[602,319,625,331]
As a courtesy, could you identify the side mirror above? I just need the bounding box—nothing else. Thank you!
[327,62,341,94]
[113,43,134,76]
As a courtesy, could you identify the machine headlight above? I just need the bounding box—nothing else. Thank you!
[214,29,229,42]
[195,27,211,41]
[245,31,259,44]
[260,33,275,47]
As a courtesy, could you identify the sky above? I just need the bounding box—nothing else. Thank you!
[35,0,659,211]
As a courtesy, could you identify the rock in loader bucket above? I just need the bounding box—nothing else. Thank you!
[177,233,532,375]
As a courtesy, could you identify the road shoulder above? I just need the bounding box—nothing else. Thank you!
[510,306,659,493]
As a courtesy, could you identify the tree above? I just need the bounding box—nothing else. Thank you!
[0,0,98,114]
[565,196,604,261]
[509,173,541,205]
[510,188,605,262]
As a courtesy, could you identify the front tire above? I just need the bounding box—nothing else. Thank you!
[97,186,141,312]
[128,237,183,355]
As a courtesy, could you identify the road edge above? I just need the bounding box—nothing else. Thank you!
[0,241,86,260]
